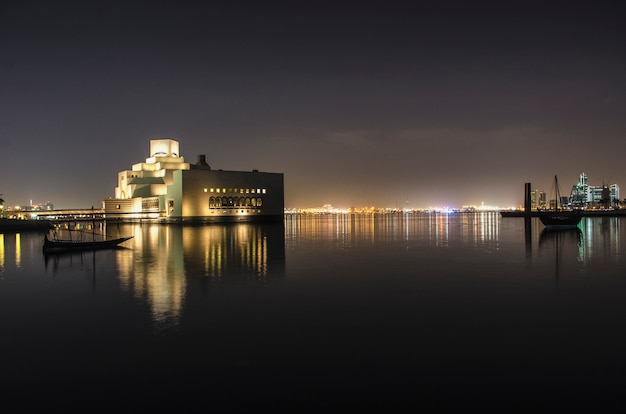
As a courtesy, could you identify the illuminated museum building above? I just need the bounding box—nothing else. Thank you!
[103,139,284,222]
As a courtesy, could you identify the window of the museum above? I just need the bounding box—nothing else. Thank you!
[209,191,265,210]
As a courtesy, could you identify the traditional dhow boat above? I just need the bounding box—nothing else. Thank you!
[42,212,133,253]
[538,175,583,228]
[538,210,583,227]
[42,233,134,253]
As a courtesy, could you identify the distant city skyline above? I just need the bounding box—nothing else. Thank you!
[2,169,622,213]
[2,2,624,209]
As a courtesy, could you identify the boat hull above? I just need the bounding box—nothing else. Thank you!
[42,235,134,253]
[538,210,583,228]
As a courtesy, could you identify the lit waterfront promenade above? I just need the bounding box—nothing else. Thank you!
[33,209,105,220]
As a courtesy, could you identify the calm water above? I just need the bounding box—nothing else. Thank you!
[1,212,625,411]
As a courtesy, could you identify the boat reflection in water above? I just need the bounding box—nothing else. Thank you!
[539,226,584,285]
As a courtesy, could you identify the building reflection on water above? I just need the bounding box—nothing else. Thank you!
[0,232,30,270]
[112,222,286,331]
[115,224,187,330]
[582,216,622,261]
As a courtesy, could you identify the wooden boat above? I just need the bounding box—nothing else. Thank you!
[538,175,583,228]
[43,233,133,253]
[42,210,133,253]
[538,210,583,227]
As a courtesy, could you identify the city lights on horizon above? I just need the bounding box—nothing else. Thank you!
[285,202,518,215]
[2,199,518,215]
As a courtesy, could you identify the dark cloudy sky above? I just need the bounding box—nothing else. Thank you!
[1,1,624,209]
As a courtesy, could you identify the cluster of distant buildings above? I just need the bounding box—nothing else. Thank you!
[2,161,622,221]
[1,201,54,215]
[530,172,621,210]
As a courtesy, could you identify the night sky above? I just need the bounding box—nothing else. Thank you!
[1,1,624,209]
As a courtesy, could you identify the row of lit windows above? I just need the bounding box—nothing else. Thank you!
[204,187,267,195]
[142,199,159,210]
[209,197,263,209]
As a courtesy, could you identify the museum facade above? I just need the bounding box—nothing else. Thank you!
[103,139,284,222]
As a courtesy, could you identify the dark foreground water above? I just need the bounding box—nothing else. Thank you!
[1,212,625,412]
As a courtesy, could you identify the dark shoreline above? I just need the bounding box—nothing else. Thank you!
[0,218,53,233]
[501,209,626,218]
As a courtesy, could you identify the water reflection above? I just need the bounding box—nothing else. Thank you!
[5,215,625,334]
[536,217,623,265]
[44,249,99,274]
[539,227,584,286]
[115,224,186,331]
[113,222,285,331]
[0,232,23,270]
[284,211,502,246]
[582,216,622,261]
[539,226,583,249]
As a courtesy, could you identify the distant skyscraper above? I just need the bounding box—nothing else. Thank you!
[569,172,620,208]
[530,190,546,210]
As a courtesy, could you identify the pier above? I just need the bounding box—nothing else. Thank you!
[0,209,104,233]
[32,209,105,221]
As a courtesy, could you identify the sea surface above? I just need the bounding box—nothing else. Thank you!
[1,212,625,412]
